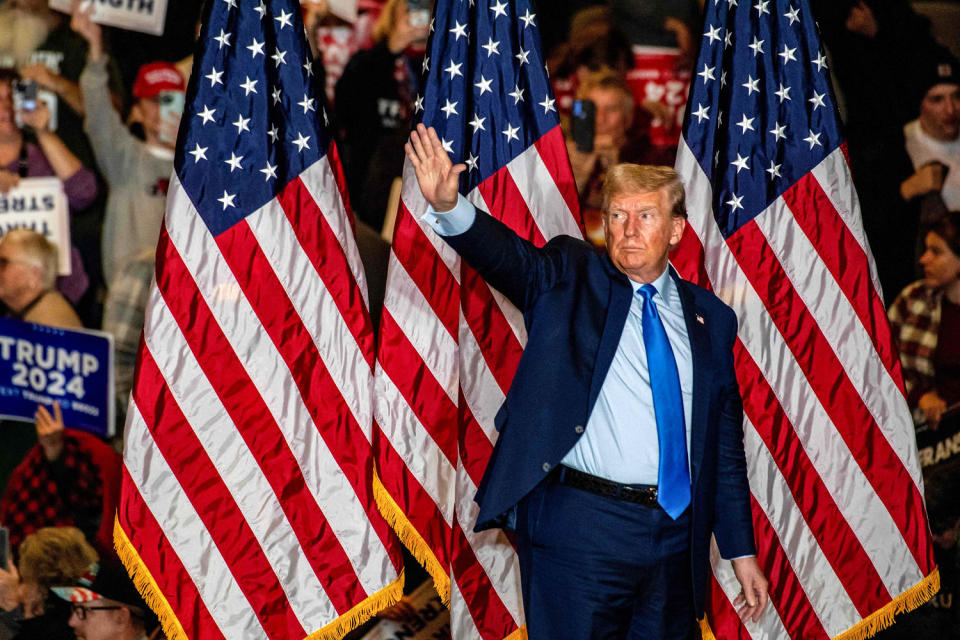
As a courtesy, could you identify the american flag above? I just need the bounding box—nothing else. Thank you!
[113,0,403,638]
[672,1,939,638]
[372,0,582,638]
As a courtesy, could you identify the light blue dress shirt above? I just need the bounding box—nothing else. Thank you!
[423,196,694,486]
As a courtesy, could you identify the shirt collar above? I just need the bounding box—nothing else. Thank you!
[627,264,674,301]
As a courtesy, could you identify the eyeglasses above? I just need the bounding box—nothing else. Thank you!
[70,603,123,620]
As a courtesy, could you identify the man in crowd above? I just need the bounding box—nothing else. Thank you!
[71,4,184,288]
[0,229,80,328]
[404,124,767,638]
[901,51,960,221]
[53,560,158,640]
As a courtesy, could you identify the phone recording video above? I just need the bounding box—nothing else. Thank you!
[571,99,597,153]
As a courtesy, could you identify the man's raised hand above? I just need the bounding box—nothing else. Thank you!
[404,123,466,213]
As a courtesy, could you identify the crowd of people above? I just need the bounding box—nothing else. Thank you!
[0,0,956,637]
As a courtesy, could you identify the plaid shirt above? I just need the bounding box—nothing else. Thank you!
[888,280,942,420]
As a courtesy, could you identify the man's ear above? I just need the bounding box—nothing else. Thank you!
[669,215,687,248]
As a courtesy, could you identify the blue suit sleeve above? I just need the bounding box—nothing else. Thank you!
[427,197,572,312]
[712,309,758,560]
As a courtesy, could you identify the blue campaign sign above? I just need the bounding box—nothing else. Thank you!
[0,317,114,438]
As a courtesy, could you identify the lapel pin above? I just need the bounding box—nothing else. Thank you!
[696,314,705,324]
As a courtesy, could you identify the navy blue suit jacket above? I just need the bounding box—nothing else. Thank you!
[442,209,756,616]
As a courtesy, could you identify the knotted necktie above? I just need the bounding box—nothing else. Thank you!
[638,284,690,519]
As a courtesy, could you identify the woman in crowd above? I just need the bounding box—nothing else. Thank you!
[0,526,98,640]
[0,68,96,306]
[888,210,960,429]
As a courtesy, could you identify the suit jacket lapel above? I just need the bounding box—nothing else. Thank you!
[672,267,711,486]
[588,256,633,411]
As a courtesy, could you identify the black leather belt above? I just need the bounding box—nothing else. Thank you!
[558,466,659,508]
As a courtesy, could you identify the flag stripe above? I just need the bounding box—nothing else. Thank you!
[808,148,884,299]
[477,166,546,248]
[736,347,888,617]
[375,352,458,524]
[390,202,461,339]
[748,495,831,640]
[378,309,460,468]
[508,131,582,241]
[383,253,461,405]
[118,471,226,640]
[142,291,341,625]
[124,402,270,640]
[131,350,303,639]
[532,127,581,226]
[779,170,899,379]
[211,220,396,564]
[461,266,524,396]
[708,556,792,640]
[274,170,374,369]
[458,393,497,490]
[727,221,929,573]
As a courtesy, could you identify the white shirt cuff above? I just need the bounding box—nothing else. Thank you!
[421,194,476,236]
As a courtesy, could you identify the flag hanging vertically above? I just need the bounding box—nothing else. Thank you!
[113,0,403,637]
[372,0,582,638]
[672,1,939,638]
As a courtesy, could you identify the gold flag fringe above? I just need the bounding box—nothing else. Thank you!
[698,568,940,640]
[114,518,188,640]
[115,516,406,640]
[372,469,452,604]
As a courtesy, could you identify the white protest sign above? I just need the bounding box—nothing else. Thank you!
[49,0,168,36]
[362,581,450,640]
[0,177,71,275]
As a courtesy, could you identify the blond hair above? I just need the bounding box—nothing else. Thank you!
[372,0,404,43]
[601,164,687,218]
[18,527,99,587]
[0,228,59,289]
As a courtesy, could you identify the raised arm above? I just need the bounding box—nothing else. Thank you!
[404,124,572,311]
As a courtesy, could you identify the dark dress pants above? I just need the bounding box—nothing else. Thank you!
[515,474,698,640]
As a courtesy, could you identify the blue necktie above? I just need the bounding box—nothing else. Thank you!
[638,284,690,519]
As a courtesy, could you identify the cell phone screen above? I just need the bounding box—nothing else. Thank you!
[572,99,596,153]
[0,526,9,570]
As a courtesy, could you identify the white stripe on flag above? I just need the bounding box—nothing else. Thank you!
[164,178,396,594]
[125,401,270,640]
[374,368,457,523]
[809,150,883,298]
[449,576,484,640]
[743,419,860,636]
[143,292,336,628]
[383,252,460,403]
[457,321,506,444]
[246,196,372,437]
[300,157,370,310]
[507,145,582,241]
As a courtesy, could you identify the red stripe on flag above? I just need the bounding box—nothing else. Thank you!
[750,495,831,640]
[374,425,454,569]
[390,202,461,339]
[671,224,712,290]
[735,343,891,615]
[326,142,356,235]
[377,309,459,466]
[706,575,751,640]
[212,220,399,557]
[277,172,374,368]
[155,226,371,613]
[727,221,931,571]
[532,125,584,231]
[477,165,545,247]
[131,346,307,639]
[118,471,226,640]
[460,265,523,396]
[780,173,901,385]
[451,516,519,640]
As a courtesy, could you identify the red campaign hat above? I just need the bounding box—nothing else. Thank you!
[132,61,186,99]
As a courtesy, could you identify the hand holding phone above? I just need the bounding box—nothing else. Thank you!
[571,99,596,153]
